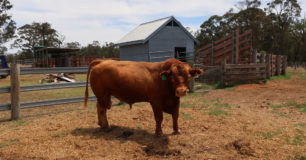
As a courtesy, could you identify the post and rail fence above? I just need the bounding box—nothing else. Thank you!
[220,54,287,86]
[0,64,96,120]
[195,29,253,67]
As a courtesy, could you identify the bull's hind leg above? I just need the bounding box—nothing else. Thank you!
[96,102,110,129]
[96,93,111,129]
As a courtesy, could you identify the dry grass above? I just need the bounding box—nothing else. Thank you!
[0,68,305,159]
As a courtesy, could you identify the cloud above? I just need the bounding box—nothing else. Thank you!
[4,0,306,53]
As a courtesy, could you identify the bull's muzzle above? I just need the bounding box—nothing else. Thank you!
[175,88,188,97]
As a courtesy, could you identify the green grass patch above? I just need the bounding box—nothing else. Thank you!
[298,73,306,78]
[256,129,283,139]
[272,111,291,118]
[285,129,306,146]
[269,74,291,81]
[9,119,26,128]
[287,102,298,106]
[224,86,235,91]
[270,105,286,109]
[295,104,306,112]
[185,92,202,98]
[209,109,230,116]
[300,108,306,112]
[270,102,306,113]
[54,131,69,138]
[180,102,193,108]
[206,99,232,118]
[294,123,306,128]
[214,102,231,108]
[180,112,193,120]
[0,138,20,148]
[194,83,216,90]
[286,154,306,160]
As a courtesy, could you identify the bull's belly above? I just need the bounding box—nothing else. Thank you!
[111,90,149,104]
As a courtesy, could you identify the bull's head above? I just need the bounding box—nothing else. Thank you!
[161,59,203,97]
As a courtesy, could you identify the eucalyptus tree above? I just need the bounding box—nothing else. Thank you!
[0,0,16,55]
[13,22,61,54]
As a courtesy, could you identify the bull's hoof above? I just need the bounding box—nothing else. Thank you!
[155,131,163,136]
[172,131,181,135]
[98,123,110,131]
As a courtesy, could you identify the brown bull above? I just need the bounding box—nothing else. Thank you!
[84,59,202,135]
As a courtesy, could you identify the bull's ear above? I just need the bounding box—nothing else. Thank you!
[190,68,203,77]
[160,70,171,79]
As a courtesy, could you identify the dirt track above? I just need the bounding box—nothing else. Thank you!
[0,68,305,159]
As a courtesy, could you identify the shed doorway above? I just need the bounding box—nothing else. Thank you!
[175,47,186,62]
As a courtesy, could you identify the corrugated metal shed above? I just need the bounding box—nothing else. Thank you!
[116,16,198,62]
[116,16,199,46]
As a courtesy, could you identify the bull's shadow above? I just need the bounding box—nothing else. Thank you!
[71,125,181,156]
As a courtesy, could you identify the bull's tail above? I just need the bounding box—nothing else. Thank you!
[84,59,103,108]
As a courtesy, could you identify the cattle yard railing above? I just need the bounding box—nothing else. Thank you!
[219,54,287,86]
[0,64,96,120]
[221,62,266,87]
[195,28,252,66]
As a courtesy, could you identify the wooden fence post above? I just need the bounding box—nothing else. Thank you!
[232,33,235,64]
[276,55,280,76]
[265,54,271,79]
[271,54,274,76]
[211,41,214,66]
[220,59,226,88]
[251,49,257,64]
[82,56,86,67]
[235,29,240,64]
[10,63,20,120]
[260,54,265,64]
[282,56,287,75]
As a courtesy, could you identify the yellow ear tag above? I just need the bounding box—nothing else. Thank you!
[161,75,167,80]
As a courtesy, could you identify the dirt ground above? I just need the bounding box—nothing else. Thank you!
[0,68,305,160]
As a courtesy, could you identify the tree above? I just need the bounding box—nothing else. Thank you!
[78,41,119,57]
[290,18,306,63]
[265,0,302,56]
[12,22,61,55]
[65,41,81,49]
[195,0,304,63]
[0,0,16,55]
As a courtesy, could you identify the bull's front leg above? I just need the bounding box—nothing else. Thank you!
[151,103,163,135]
[172,106,180,135]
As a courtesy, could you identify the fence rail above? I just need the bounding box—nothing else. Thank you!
[196,28,252,66]
[221,62,266,86]
[196,53,287,86]
[0,96,96,111]
[0,64,96,119]
[0,81,87,94]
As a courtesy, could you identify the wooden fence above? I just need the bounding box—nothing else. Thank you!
[0,64,96,120]
[221,54,287,86]
[221,63,266,87]
[195,29,252,67]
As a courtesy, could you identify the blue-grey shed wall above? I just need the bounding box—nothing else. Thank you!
[120,43,149,61]
[119,26,195,62]
[149,26,195,62]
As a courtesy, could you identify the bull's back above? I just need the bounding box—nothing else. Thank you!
[90,61,160,102]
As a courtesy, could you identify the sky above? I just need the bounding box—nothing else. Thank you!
[5,0,306,54]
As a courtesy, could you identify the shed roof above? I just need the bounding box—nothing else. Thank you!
[116,16,199,46]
